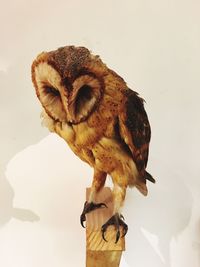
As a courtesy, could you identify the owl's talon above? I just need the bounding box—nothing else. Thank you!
[116,229,120,243]
[101,213,128,243]
[80,201,107,228]
[121,223,128,238]
[80,213,86,228]
[102,225,108,242]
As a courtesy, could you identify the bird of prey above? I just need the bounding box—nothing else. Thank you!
[31,45,155,243]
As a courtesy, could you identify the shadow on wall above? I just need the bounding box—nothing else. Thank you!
[0,157,40,226]
[5,134,89,266]
[123,163,193,267]
[0,64,46,226]
[0,170,40,227]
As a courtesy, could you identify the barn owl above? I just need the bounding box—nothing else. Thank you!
[31,46,155,243]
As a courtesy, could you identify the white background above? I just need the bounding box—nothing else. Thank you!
[0,1,200,266]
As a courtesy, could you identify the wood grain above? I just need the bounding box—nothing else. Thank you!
[86,187,125,267]
[86,251,122,267]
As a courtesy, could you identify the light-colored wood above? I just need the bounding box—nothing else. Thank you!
[86,187,125,267]
[86,251,122,267]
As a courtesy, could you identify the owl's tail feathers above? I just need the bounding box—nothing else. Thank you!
[135,171,155,196]
[145,171,156,183]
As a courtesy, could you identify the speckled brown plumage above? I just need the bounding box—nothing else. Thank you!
[50,46,91,79]
[31,45,155,242]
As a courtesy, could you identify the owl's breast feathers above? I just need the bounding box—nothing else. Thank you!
[53,87,154,194]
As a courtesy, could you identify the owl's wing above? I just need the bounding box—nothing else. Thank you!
[118,89,155,183]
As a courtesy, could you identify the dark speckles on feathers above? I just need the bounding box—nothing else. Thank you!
[117,88,153,181]
[114,118,132,156]
[51,46,91,79]
[125,89,151,149]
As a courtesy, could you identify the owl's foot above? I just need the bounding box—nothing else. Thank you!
[80,201,107,228]
[101,213,128,243]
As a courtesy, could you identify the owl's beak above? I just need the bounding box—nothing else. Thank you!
[66,84,97,124]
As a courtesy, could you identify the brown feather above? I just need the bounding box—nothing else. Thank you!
[119,89,154,186]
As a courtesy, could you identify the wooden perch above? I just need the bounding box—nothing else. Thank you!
[86,187,125,267]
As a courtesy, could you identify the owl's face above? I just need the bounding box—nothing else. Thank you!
[31,46,107,124]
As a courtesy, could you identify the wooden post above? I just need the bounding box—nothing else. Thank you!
[86,187,125,267]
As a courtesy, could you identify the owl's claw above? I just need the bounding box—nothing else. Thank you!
[80,201,107,228]
[101,213,128,243]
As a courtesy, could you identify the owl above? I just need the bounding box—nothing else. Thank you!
[31,46,155,243]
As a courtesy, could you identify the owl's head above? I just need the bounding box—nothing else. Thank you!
[31,46,109,124]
